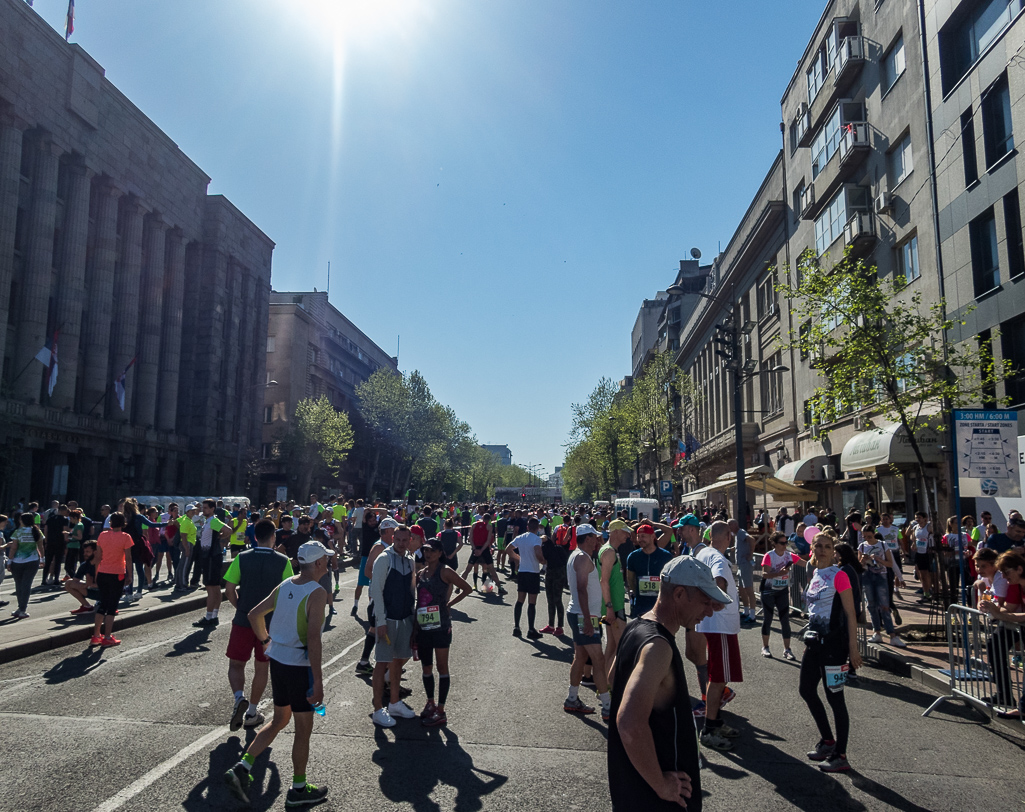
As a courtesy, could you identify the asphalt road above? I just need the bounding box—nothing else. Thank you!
[1,567,1023,812]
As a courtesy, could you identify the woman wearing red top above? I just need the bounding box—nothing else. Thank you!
[92,512,135,647]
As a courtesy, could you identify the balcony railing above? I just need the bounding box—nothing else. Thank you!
[843,210,876,255]
[799,184,815,220]
[834,36,867,88]
[794,105,812,148]
[838,122,870,169]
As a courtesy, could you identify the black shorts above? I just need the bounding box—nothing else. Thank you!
[517,571,541,595]
[416,626,453,667]
[198,547,224,587]
[469,546,493,566]
[914,552,931,571]
[443,553,458,570]
[96,572,124,616]
[269,658,314,713]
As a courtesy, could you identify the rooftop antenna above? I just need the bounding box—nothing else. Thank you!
[327,261,330,297]
[397,334,400,363]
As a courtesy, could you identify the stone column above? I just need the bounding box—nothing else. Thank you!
[0,108,25,375]
[134,214,167,429]
[109,197,147,423]
[81,179,122,417]
[13,131,61,402]
[50,157,93,410]
[157,229,186,433]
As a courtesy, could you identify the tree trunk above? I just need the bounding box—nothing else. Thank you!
[366,444,380,499]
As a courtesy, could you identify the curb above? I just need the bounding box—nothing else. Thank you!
[0,592,211,665]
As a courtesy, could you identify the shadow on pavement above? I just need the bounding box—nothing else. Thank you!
[43,646,104,683]
[166,628,217,658]
[183,738,283,811]
[372,725,507,811]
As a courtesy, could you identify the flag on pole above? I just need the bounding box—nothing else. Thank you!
[65,0,74,41]
[46,330,59,396]
[114,357,136,411]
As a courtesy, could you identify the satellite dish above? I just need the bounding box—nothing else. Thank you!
[690,247,702,260]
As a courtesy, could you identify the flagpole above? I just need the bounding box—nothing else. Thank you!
[86,380,114,417]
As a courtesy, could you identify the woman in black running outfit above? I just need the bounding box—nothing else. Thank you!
[415,537,472,727]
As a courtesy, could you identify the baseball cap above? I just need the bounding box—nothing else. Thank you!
[297,541,335,564]
[185,503,197,511]
[575,523,598,538]
[674,514,700,528]
[637,523,655,534]
[423,536,444,552]
[607,519,629,533]
[379,517,399,530]
[660,556,731,604]
[410,525,426,538]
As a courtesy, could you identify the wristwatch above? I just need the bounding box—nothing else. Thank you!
[605,601,614,609]
[261,636,271,645]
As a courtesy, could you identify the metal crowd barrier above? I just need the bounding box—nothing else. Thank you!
[789,562,810,616]
[923,604,1024,724]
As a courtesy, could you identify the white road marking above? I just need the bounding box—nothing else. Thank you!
[89,725,229,812]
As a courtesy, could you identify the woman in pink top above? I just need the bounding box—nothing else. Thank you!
[92,512,134,647]
[760,532,806,660]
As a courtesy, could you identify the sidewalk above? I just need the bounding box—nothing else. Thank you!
[0,575,209,664]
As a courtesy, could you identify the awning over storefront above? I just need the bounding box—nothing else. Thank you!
[840,423,944,471]
[712,465,818,500]
[678,487,711,503]
[775,456,830,484]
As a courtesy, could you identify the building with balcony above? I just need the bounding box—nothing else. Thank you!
[260,290,398,503]
[0,0,273,509]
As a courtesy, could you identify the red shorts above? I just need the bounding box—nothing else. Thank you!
[705,633,743,684]
[226,622,269,663]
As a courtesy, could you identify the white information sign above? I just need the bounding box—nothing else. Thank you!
[954,410,1021,498]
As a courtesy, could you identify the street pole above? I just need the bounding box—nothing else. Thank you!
[732,358,747,528]
[236,380,278,496]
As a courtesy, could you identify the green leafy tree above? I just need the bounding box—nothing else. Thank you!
[277,395,354,499]
[778,248,1013,519]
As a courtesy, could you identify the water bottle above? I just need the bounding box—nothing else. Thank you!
[312,702,326,717]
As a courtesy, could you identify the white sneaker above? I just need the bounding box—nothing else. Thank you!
[372,707,396,727]
[869,632,882,643]
[388,701,416,719]
[761,646,772,658]
[890,635,907,648]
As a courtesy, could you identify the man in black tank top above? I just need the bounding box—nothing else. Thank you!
[608,555,730,811]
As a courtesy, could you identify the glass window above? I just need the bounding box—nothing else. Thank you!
[883,34,906,91]
[889,133,914,187]
[962,108,979,186]
[815,189,848,255]
[969,207,1000,295]
[941,0,1024,94]
[1004,190,1025,278]
[266,336,275,353]
[898,235,920,283]
[1002,315,1025,405]
[982,74,1014,166]
[811,107,842,178]
[808,49,826,105]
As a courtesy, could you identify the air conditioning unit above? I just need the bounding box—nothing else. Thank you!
[875,191,894,215]
[822,464,837,480]
[853,415,867,431]
[810,425,821,440]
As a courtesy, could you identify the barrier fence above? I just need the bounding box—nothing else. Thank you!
[923,604,1024,724]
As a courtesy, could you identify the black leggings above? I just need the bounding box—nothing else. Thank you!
[798,639,850,755]
[761,588,791,639]
[546,573,566,628]
[96,572,124,616]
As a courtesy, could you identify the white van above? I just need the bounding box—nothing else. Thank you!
[614,498,661,522]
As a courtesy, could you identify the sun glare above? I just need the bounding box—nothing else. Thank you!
[288,0,428,46]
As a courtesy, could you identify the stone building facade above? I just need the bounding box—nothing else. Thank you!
[0,0,273,508]
[260,291,397,503]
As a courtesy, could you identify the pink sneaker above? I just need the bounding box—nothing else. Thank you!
[539,625,556,634]
[554,626,564,636]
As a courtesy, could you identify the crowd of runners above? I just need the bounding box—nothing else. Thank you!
[3,493,1024,809]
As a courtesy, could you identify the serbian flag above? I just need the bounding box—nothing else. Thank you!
[114,357,136,411]
[65,0,74,40]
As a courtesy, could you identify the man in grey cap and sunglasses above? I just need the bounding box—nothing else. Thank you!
[607,554,728,812]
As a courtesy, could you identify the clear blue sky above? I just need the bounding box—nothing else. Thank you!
[32,0,825,477]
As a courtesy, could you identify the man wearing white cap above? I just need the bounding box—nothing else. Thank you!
[608,554,728,812]
[224,540,332,808]
[564,524,612,721]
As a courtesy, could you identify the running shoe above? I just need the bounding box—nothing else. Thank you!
[372,708,396,728]
[761,646,772,658]
[869,632,883,643]
[806,740,835,761]
[563,697,595,715]
[420,699,437,719]
[230,698,250,731]
[819,754,851,773]
[100,635,121,647]
[554,626,564,637]
[223,764,253,804]
[284,783,328,808]
[243,710,265,728]
[527,629,543,640]
[538,625,556,634]
[719,723,741,738]
[691,699,706,718]
[512,627,523,638]
[89,635,104,646]
[497,587,508,596]
[71,605,93,615]
[387,701,416,719]
[354,661,373,676]
[580,677,596,690]
[422,708,447,728]
[350,605,359,617]
[14,610,29,619]
[719,686,737,708]
[699,727,734,751]
[890,635,908,648]
[783,649,797,661]
[601,705,611,723]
